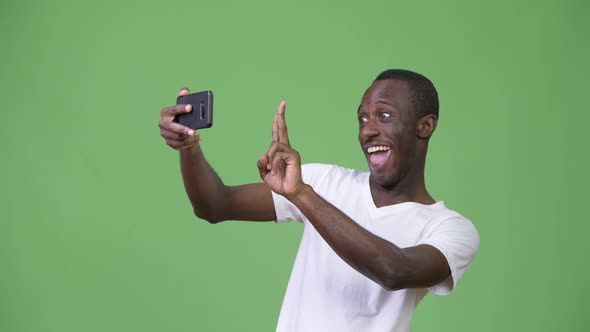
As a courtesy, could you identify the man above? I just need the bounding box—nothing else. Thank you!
[159,69,480,332]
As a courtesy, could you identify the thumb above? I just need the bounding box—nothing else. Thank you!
[257,154,269,180]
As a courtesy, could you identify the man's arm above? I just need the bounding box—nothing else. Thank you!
[258,102,451,290]
[289,186,450,290]
[179,144,275,222]
[160,88,276,223]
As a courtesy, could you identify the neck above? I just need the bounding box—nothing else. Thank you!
[369,156,435,208]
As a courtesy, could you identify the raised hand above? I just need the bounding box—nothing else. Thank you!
[257,101,306,199]
[159,88,201,150]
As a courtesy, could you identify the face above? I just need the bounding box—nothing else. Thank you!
[357,79,420,188]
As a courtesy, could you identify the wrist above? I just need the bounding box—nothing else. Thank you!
[286,184,314,204]
[179,141,202,156]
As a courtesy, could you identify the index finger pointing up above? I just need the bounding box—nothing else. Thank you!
[272,101,290,145]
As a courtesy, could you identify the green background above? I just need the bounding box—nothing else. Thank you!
[2,0,588,331]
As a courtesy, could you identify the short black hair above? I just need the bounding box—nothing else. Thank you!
[374,69,439,119]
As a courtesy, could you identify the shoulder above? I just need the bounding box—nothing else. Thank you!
[421,203,480,250]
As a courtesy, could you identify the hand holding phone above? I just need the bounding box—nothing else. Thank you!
[175,90,213,130]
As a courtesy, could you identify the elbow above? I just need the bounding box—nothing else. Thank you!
[381,278,403,292]
[379,275,401,292]
[378,267,411,292]
[193,208,225,224]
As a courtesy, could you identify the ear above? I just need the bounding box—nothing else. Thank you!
[417,114,437,139]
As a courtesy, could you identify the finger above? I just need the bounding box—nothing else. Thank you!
[276,101,290,145]
[159,118,195,136]
[166,133,200,150]
[161,104,193,117]
[257,154,269,179]
[178,87,190,96]
[165,138,185,149]
[270,151,287,176]
[161,128,189,141]
[265,141,281,170]
[272,110,279,142]
[266,142,293,171]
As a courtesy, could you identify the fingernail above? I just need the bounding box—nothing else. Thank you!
[185,104,192,111]
[187,130,194,136]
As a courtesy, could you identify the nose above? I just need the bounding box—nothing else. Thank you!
[359,118,380,142]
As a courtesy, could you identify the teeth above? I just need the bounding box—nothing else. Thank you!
[367,145,390,154]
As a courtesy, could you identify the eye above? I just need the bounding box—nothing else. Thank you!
[379,112,391,120]
[359,116,368,125]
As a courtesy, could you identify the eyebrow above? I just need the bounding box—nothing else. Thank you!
[357,99,397,114]
[376,100,395,107]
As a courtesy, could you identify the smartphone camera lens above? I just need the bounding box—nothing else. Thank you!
[200,102,206,120]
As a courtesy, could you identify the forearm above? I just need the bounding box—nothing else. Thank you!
[289,185,415,290]
[179,143,230,223]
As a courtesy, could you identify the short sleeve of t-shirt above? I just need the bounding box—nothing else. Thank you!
[418,216,480,295]
[272,163,332,223]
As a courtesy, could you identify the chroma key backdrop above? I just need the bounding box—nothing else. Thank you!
[1,0,588,331]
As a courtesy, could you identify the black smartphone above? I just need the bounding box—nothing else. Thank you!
[174,90,213,129]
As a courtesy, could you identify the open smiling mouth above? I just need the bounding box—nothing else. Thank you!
[367,145,391,169]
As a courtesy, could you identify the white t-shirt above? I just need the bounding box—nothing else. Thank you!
[272,164,480,332]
